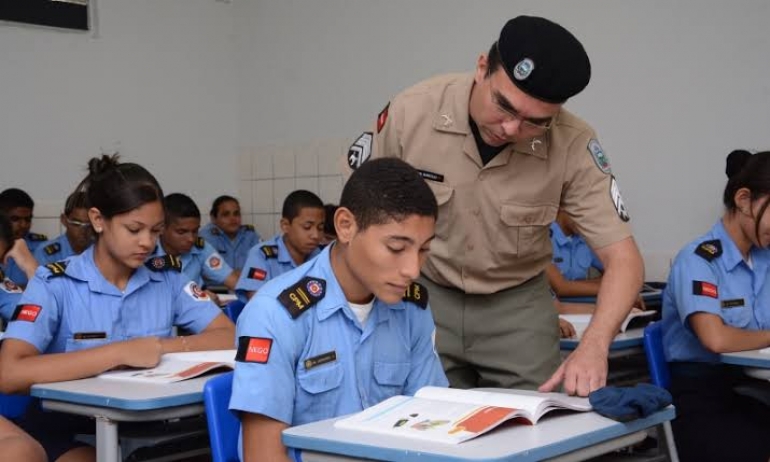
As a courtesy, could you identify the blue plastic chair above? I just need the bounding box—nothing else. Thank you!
[224,300,245,324]
[643,321,670,389]
[0,394,32,419]
[203,372,240,462]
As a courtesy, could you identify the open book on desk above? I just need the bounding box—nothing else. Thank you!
[334,387,591,444]
[561,310,658,337]
[97,349,236,384]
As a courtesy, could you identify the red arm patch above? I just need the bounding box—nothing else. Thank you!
[692,281,718,299]
[377,102,390,133]
[236,336,272,364]
[12,304,42,322]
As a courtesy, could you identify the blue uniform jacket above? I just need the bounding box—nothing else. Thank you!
[199,223,260,271]
[550,222,603,280]
[33,233,79,266]
[152,239,233,287]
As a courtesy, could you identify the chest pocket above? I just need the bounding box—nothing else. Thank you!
[498,203,557,257]
[296,362,343,422]
[720,300,752,329]
[425,182,454,240]
[370,361,411,403]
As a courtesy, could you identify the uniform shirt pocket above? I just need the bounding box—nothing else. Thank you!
[499,203,558,257]
[296,362,344,422]
[720,302,752,329]
[425,182,454,240]
[371,361,411,403]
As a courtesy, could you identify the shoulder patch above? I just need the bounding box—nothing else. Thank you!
[243,224,255,232]
[694,239,722,262]
[195,237,205,249]
[377,102,390,134]
[402,282,429,309]
[45,261,68,277]
[28,233,48,242]
[278,276,326,319]
[588,139,611,174]
[235,336,272,364]
[260,245,279,259]
[1,278,22,294]
[44,242,62,255]
[347,132,373,170]
[609,176,630,222]
[11,304,42,322]
[144,255,182,272]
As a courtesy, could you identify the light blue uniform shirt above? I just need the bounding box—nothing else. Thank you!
[2,232,48,286]
[550,223,603,280]
[152,239,233,287]
[4,246,221,354]
[199,223,260,271]
[33,233,79,266]
[234,234,320,300]
[0,269,23,322]
[229,245,448,457]
[662,220,770,363]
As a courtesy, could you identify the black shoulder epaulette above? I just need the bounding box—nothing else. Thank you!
[195,237,205,249]
[28,233,47,242]
[278,277,326,319]
[402,282,429,309]
[261,245,279,259]
[145,255,182,272]
[44,242,61,256]
[45,261,68,277]
[694,239,722,262]
[243,224,255,232]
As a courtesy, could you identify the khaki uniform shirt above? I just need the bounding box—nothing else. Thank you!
[346,73,632,294]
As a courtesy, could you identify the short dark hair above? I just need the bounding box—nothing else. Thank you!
[723,150,770,240]
[282,190,324,221]
[74,154,164,219]
[164,193,201,222]
[485,41,502,78]
[340,158,437,231]
[0,188,34,212]
[324,203,339,237]
[63,191,88,216]
[210,195,239,217]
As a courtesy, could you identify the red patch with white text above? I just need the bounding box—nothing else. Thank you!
[248,267,267,281]
[235,336,272,364]
[692,281,718,299]
[377,103,390,133]
[12,304,42,322]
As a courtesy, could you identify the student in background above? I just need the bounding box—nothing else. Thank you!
[155,193,240,304]
[0,155,235,462]
[320,203,339,247]
[33,191,94,266]
[661,149,770,462]
[547,210,604,297]
[200,195,260,271]
[0,416,45,462]
[235,190,324,301]
[0,213,37,322]
[0,188,47,286]
[230,158,448,462]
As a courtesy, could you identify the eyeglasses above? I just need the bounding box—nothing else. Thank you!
[66,218,93,230]
[489,81,557,132]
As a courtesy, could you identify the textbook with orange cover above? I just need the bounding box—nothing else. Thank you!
[333,387,591,444]
[97,349,236,384]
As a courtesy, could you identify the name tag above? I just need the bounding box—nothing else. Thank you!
[304,351,337,370]
[720,299,745,309]
[73,332,107,340]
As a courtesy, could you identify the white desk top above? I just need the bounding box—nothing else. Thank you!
[721,349,770,369]
[560,328,644,351]
[283,406,675,462]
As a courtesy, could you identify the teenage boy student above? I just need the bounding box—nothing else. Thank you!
[234,190,325,301]
[230,158,448,461]
[33,191,94,266]
[0,188,47,285]
[154,193,239,303]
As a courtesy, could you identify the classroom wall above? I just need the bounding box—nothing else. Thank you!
[0,0,239,237]
[233,0,770,280]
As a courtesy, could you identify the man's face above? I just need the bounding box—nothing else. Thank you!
[469,57,561,147]
[212,200,242,236]
[161,217,201,256]
[6,207,33,239]
[62,207,94,253]
[281,207,325,258]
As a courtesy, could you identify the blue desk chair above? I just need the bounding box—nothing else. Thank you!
[643,321,670,389]
[224,300,245,324]
[0,394,32,419]
[203,372,239,462]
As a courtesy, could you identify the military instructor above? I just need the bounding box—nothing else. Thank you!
[345,15,644,396]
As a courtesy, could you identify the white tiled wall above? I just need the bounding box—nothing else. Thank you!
[238,139,348,239]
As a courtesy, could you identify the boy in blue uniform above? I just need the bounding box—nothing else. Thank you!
[199,195,260,271]
[155,193,239,303]
[230,158,448,461]
[0,155,235,462]
[235,190,324,301]
[33,191,94,266]
[662,150,770,462]
[0,188,47,286]
[546,210,604,298]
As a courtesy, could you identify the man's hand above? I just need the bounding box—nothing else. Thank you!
[539,342,608,396]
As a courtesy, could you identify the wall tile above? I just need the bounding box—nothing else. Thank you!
[272,150,296,179]
[252,180,274,214]
[273,178,296,214]
[319,175,344,204]
[294,177,319,196]
[238,180,253,215]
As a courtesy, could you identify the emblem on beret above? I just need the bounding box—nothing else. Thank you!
[513,58,534,81]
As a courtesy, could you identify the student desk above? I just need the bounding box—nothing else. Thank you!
[31,375,212,462]
[283,406,676,462]
[721,349,770,369]
[560,287,663,306]
[560,328,644,355]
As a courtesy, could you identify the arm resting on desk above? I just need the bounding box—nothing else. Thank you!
[159,313,235,354]
[546,264,602,297]
[242,412,292,462]
[690,313,770,353]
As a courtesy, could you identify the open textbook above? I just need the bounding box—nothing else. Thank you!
[98,349,236,384]
[334,387,591,444]
[561,310,658,338]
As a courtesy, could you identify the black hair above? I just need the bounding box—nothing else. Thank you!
[210,195,239,217]
[0,213,13,257]
[340,158,437,231]
[282,190,324,221]
[63,191,89,216]
[324,203,339,237]
[0,188,34,212]
[164,193,201,222]
[485,42,502,78]
[73,154,164,219]
[723,150,770,242]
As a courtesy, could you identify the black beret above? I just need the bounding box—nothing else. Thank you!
[497,16,591,104]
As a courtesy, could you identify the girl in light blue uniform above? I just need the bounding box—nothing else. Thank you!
[661,150,770,462]
[0,155,235,462]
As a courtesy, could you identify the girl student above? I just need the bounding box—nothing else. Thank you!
[0,154,235,462]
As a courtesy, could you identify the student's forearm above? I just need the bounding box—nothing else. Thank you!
[242,413,292,462]
[691,315,770,353]
[552,279,602,297]
[224,271,240,291]
[160,317,235,353]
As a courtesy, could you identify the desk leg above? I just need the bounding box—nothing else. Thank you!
[95,416,120,462]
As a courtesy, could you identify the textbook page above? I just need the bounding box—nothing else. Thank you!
[98,349,235,384]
